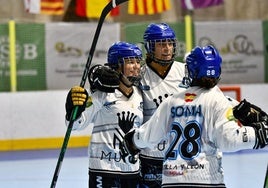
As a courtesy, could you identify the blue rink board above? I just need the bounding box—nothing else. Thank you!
[0,148,267,188]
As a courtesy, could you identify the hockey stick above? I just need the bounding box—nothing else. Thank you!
[264,163,268,188]
[50,1,128,187]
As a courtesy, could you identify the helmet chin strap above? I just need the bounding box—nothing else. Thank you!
[128,75,141,86]
[153,57,173,65]
[120,63,141,87]
[118,73,133,98]
[147,54,173,66]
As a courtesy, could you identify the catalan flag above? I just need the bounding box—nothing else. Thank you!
[24,0,64,15]
[128,0,171,15]
[75,0,120,18]
[181,0,224,10]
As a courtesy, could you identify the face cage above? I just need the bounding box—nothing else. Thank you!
[119,56,143,86]
[147,39,178,65]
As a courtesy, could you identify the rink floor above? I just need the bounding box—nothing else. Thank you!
[0,147,267,188]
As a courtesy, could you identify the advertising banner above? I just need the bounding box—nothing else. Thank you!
[0,23,9,91]
[195,21,265,84]
[45,22,120,90]
[262,20,268,82]
[0,23,46,91]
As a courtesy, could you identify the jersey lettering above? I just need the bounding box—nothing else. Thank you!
[98,133,125,162]
[157,140,168,151]
[100,151,121,162]
[171,105,202,118]
[96,176,102,188]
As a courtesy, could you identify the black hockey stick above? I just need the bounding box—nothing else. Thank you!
[264,163,268,188]
[50,1,128,187]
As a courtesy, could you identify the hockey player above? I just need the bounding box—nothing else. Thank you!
[138,23,186,187]
[65,42,144,188]
[88,23,186,187]
[141,23,185,122]
[122,45,268,187]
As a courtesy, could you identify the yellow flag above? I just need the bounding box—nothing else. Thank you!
[85,0,109,18]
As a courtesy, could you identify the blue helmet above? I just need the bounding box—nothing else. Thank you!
[186,45,222,80]
[107,41,142,69]
[143,23,177,64]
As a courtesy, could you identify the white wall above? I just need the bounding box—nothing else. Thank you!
[0,90,92,140]
[1,84,268,140]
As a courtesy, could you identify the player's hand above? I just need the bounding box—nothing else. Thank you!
[65,86,88,121]
[233,99,268,126]
[119,130,140,164]
[249,121,268,149]
[233,99,268,149]
[88,64,120,93]
[123,130,140,156]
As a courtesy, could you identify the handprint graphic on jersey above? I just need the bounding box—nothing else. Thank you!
[153,93,171,107]
[117,111,137,133]
[117,111,138,164]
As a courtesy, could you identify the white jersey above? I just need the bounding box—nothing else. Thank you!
[139,61,186,161]
[68,87,143,178]
[133,86,257,187]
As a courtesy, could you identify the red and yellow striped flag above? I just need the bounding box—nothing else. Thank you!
[128,0,171,15]
[41,0,64,15]
[24,0,64,15]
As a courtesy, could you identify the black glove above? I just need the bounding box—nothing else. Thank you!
[65,86,88,121]
[123,130,140,156]
[233,99,268,149]
[250,121,268,149]
[233,99,268,126]
[88,64,120,93]
[119,130,140,164]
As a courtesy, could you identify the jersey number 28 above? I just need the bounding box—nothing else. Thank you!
[165,121,202,160]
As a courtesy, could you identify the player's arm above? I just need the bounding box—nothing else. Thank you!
[121,101,170,158]
[233,99,268,149]
[120,126,153,162]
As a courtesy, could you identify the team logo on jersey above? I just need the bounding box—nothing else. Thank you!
[184,93,196,102]
[117,111,137,133]
[226,107,240,126]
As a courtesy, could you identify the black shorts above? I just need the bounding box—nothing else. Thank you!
[139,157,163,188]
[88,171,140,188]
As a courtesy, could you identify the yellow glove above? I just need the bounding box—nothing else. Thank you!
[70,86,88,106]
[65,86,88,120]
